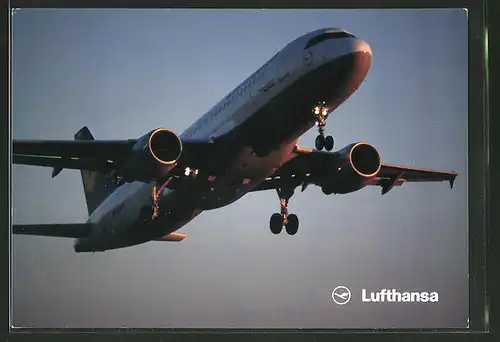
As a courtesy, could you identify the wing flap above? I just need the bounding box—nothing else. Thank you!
[13,155,113,173]
[378,163,458,184]
[13,224,92,238]
[13,140,136,159]
[377,163,458,194]
[13,129,218,180]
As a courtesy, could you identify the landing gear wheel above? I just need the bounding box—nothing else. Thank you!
[270,187,300,236]
[313,102,334,151]
[315,135,325,150]
[270,213,283,234]
[324,135,334,151]
[285,214,299,235]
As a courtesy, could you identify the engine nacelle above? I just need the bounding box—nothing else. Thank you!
[122,128,183,182]
[320,142,381,195]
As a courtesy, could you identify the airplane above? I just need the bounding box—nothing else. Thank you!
[334,292,349,300]
[12,28,458,253]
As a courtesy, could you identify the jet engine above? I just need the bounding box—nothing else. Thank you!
[319,142,381,195]
[122,128,183,183]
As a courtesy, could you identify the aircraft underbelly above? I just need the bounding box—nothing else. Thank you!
[94,142,294,250]
[195,142,296,210]
[88,54,362,252]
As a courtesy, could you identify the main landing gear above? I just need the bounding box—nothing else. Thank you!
[313,102,334,151]
[269,188,299,235]
[151,176,174,220]
[141,167,199,224]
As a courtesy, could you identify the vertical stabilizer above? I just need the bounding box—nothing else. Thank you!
[74,126,118,216]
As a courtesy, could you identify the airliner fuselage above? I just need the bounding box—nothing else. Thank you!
[74,28,372,252]
[13,28,456,253]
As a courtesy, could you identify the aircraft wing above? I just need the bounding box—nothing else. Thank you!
[13,127,216,179]
[12,223,92,238]
[253,146,458,195]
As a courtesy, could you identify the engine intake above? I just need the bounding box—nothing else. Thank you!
[319,142,381,195]
[349,142,381,177]
[149,128,183,165]
[122,128,183,182]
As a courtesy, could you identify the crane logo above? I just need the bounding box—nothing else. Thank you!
[332,285,352,305]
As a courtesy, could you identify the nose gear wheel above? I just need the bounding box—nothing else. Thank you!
[313,102,334,151]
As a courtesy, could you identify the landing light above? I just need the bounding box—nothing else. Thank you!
[322,109,328,115]
[184,167,200,177]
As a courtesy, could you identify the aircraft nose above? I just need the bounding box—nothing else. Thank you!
[350,39,372,83]
[334,39,372,100]
[353,39,372,56]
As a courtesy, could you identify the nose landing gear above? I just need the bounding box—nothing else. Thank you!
[269,188,299,235]
[313,102,334,151]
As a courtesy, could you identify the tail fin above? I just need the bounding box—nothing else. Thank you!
[74,126,118,216]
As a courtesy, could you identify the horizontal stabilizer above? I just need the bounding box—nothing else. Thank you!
[13,223,92,238]
[155,232,187,242]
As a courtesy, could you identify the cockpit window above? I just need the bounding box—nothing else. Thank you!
[304,31,355,49]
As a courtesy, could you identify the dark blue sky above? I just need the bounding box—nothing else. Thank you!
[12,9,468,328]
